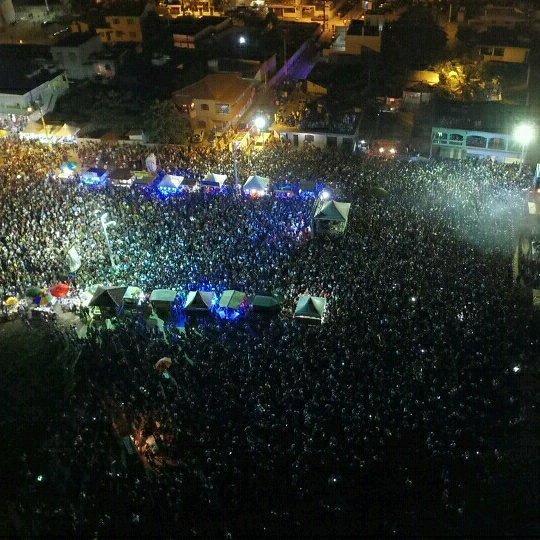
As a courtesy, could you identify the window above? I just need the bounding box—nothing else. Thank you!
[466,135,487,148]
[197,120,206,128]
[480,47,493,56]
[449,133,464,144]
[113,18,120,24]
[200,103,209,111]
[432,131,448,143]
[129,32,136,38]
[116,31,123,38]
[304,134,314,143]
[488,137,506,150]
[327,136,337,147]
[127,18,135,25]
[216,103,230,115]
[493,47,504,57]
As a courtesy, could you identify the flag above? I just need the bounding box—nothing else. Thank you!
[145,153,157,173]
[66,246,81,272]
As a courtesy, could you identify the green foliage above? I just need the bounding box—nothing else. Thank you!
[456,25,479,47]
[381,6,448,70]
[144,100,191,145]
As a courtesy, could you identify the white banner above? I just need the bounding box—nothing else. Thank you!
[66,246,81,272]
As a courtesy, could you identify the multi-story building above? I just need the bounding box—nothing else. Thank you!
[345,19,381,54]
[95,3,153,44]
[157,0,219,18]
[170,16,230,48]
[51,33,104,80]
[267,0,336,22]
[172,72,255,131]
[0,60,69,120]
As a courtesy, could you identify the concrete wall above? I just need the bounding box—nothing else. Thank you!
[0,72,69,117]
[51,36,103,79]
[345,33,381,54]
[478,45,529,64]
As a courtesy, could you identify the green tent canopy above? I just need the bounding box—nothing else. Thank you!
[294,295,327,323]
[251,294,282,313]
[123,286,143,306]
[26,286,42,297]
[150,289,178,319]
[218,290,247,309]
[89,286,127,310]
[313,200,351,234]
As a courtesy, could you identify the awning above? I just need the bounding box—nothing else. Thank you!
[294,295,327,322]
[218,290,247,309]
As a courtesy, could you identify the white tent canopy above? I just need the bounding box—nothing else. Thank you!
[158,174,184,190]
[243,175,270,193]
[202,173,228,187]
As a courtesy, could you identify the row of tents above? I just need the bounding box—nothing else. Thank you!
[88,286,327,323]
[73,166,324,198]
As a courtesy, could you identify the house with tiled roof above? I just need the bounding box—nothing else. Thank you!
[172,72,254,131]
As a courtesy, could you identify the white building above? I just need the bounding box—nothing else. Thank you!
[51,33,104,80]
[0,62,69,120]
[430,127,522,163]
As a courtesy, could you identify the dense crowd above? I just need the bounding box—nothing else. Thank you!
[1,138,537,536]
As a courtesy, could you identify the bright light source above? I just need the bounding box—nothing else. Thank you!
[320,189,330,200]
[360,140,366,144]
[513,365,521,373]
[389,147,396,154]
[514,122,535,146]
[238,36,247,45]
[379,147,385,153]
[254,115,266,130]
[411,296,417,303]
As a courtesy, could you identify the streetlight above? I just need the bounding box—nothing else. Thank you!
[514,122,535,174]
[254,115,266,131]
[100,212,117,268]
[238,35,246,45]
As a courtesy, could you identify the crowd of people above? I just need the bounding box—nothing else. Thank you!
[1,138,537,536]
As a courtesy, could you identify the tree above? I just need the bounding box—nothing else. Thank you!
[381,6,448,71]
[144,100,191,145]
[456,25,479,48]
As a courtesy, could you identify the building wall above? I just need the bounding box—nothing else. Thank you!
[179,85,255,131]
[0,72,69,117]
[430,127,521,163]
[345,33,381,54]
[98,15,143,43]
[478,45,529,64]
[51,36,103,79]
[276,129,355,150]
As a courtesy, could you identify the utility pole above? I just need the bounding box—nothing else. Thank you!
[100,213,117,268]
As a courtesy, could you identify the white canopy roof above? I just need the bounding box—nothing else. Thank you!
[314,200,351,222]
[244,175,270,192]
[202,173,228,187]
[158,174,184,189]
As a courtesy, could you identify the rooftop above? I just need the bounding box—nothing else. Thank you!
[432,99,527,134]
[477,29,531,48]
[347,19,380,36]
[52,32,98,48]
[174,73,252,103]
[0,61,64,94]
[170,16,229,36]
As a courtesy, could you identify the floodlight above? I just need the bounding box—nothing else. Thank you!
[514,122,535,146]
[254,115,266,130]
